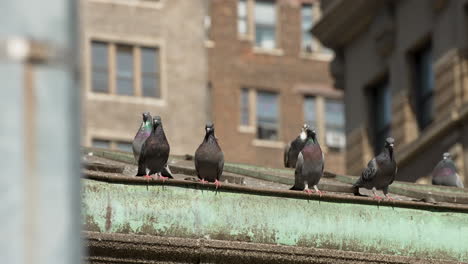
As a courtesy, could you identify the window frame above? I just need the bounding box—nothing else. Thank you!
[410,41,434,131]
[367,77,391,155]
[87,36,165,103]
[255,89,280,141]
[300,3,314,52]
[253,0,277,49]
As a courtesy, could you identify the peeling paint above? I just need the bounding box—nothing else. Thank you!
[82,179,468,262]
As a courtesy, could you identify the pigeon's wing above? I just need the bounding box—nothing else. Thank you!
[284,143,291,167]
[217,151,225,181]
[194,147,201,179]
[290,153,304,190]
[362,158,378,182]
[136,144,147,176]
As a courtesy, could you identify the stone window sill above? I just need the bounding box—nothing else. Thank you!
[252,139,284,149]
[299,51,333,62]
[238,126,256,134]
[253,47,284,56]
[87,92,166,107]
[205,40,215,48]
[89,0,163,9]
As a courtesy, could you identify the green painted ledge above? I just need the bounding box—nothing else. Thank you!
[82,175,468,262]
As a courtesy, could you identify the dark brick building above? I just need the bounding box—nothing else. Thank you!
[207,0,345,173]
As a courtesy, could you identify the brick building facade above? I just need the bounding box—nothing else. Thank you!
[81,0,209,155]
[208,0,345,172]
[314,0,468,185]
[81,0,346,173]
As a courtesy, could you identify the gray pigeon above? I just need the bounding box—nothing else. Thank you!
[136,116,172,180]
[194,123,224,188]
[132,112,152,162]
[290,128,324,195]
[432,152,464,188]
[353,137,397,200]
[284,124,309,168]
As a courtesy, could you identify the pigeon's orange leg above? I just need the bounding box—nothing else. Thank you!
[313,185,324,197]
[372,187,383,201]
[199,178,208,184]
[214,179,222,189]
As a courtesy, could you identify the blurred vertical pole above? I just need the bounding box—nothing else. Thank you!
[0,0,81,264]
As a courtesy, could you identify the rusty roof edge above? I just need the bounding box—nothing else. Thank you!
[82,170,468,213]
[84,231,461,264]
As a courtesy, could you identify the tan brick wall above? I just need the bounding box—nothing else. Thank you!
[209,0,345,173]
[81,0,208,155]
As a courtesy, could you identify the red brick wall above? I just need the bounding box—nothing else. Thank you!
[208,0,345,174]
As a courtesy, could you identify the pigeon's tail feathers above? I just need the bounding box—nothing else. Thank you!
[136,154,146,176]
[290,185,302,191]
[161,164,174,179]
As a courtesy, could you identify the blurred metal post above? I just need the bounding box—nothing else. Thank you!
[0,0,81,264]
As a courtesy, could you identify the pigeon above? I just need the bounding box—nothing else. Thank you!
[194,123,224,188]
[136,116,172,180]
[284,124,309,168]
[132,112,152,162]
[290,128,325,195]
[432,152,464,188]
[353,137,397,200]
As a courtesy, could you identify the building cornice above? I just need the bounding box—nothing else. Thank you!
[311,0,381,49]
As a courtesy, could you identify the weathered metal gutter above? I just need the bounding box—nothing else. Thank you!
[82,173,468,263]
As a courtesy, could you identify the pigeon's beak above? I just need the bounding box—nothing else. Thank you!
[206,127,212,133]
[389,143,394,148]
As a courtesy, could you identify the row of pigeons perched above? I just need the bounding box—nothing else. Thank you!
[284,124,464,200]
[133,112,224,187]
[132,112,464,199]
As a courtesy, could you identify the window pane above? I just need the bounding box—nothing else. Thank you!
[116,141,132,152]
[255,0,276,49]
[142,76,159,98]
[301,4,313,50]
[238,0,248,35]
[414,44,434,130]
[92,41,108,68]
[92,71,108,93]
[92,139,110,149]
[116,45,134,95]
[240,88,250,125]
[371,79,391,154]
[303,96,316,129]
[256,91,278,140]
[325,99,344,132]
[141,47,160,98]
[91,41,109,93]
[141,47,158,73]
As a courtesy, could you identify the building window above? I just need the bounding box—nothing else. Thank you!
[116,141,132,152]
[301,3,313,52]
[412,43,434,130]
[256,91,279,140]
[116,45,134,96]
[92,139,111,149]
[254,0,276,49]
[91,41,109,93]
[141,47,160,98]
[90,41,161,99]
[369,79,391,154]
[240,88,250,126]
[303,96,316,129]
[238,0,248,36]
[325,99,345,149]
[92,138,132,152]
